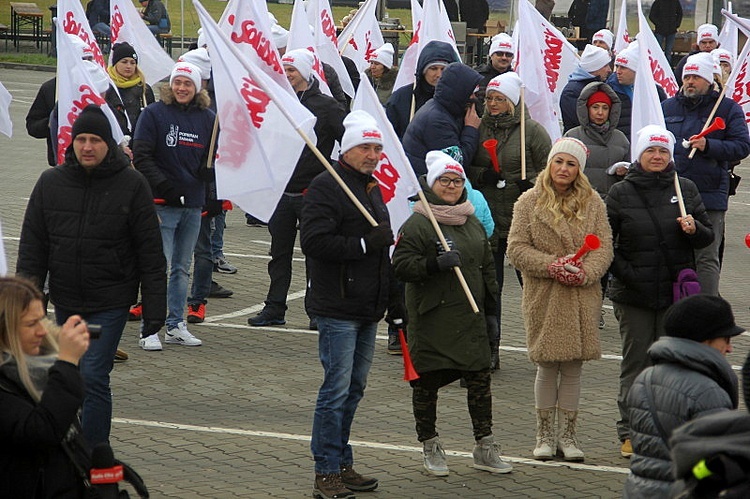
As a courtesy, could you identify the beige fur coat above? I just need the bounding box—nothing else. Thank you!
[507,186,614,363]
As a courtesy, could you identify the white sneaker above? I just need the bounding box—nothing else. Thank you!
[165,322,202,346]
[139,333,163,351]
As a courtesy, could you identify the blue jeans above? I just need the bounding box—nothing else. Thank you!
[189,214,213,305]
[311,317,377,474]
[55,306,129,446]
[655,32,676,60]
[157,206,202,329]
[210,210,227,260]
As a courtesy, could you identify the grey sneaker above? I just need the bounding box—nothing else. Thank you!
[213,257,237,274]
[472,435,513,473]
[422,436,449,476]
[312,473,355,498]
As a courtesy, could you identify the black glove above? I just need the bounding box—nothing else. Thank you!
[485,315,499,341]
[385,302,408,327]
[141,320,163,337]
[203,199,224,218]
[158,182,184,206]
[436,250,462,271]
[435,237,455,256]
[364,222,394,253]
[515,178,534,193]
[481,168,502,186]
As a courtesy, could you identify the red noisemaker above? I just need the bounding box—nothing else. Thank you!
[572,234,601,261]
[689,117,725,141]
[399,329,419,381]
[482,139,501,173]
[745,233,750,249]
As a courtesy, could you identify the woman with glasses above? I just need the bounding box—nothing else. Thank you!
[507,138,613,462]
[467,72,551,371]
[392,150,512,477]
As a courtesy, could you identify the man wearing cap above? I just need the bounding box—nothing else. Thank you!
[365,42,397,105]
[605,43,668,142]
[648,0,683,59]
[17,105,166,445]
[662,52,750,296]
[247,49,345,329]
[133,61,215,350]
[386,40,460,139]
[592,29,615,58]
[674,24,719,88]
[561,44,613,132]
[301,110,402,498]
[474,33,515,108]
[623,295,741,497]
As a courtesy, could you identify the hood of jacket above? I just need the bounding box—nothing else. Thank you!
[576,81,622,129]
[433,63,482,118]
[415,41,460,78]
[568,65,599,83]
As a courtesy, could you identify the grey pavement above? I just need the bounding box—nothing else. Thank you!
[1,65,749,498]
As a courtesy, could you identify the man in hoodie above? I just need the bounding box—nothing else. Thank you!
[560,44,612,132]
[385,40,460,139]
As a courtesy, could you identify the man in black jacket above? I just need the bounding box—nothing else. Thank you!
[247,49,346,329]
[648,0,683,59]
[301,110,402,499]
[17,105,166,445]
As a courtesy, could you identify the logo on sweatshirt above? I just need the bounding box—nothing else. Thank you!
[166,124,178,147]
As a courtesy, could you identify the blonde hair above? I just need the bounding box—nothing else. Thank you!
[535,154,595,225]
[0,277,57,402]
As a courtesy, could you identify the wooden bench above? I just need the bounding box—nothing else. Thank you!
[158,32,173,56]
[0,23,8,51]
[10,2,45,52]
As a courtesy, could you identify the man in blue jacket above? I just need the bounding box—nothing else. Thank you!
[662,53,750,296]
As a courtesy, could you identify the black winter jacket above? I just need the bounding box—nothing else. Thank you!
[606,165,713,310]
[402,62,482,175]
[300,161,394,322]
[648,0,683,36]
[0,359,86,498]
[285,79,346,194]
[105,82,155,137]
[624,337,738,498]
[17,144,166,323]
[25,77,57,166]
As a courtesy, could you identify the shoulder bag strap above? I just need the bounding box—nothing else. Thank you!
[644,368,671,447]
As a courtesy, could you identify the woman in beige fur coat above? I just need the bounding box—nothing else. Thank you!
[507,137,613,462]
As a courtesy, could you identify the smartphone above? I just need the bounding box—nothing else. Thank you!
[88,324,102,339]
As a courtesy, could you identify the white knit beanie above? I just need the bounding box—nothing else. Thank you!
[592,29,614,50]
[426,150,466,188]
[68,34,93,60]
[614,43,639,72]
[170,61,202,91]
[178,48,211,81]
[271,23,289,49]
[486,71,522,105]
[580,44,612,73]
[712,48,734,69]
[634,124,675,162]
[489,33,515,57]
[370,42,394,68]
[282,49,314,82]
[340,110,383,154]
[697,24,719,43]
[682,52,715,83]
[548,137,589,170]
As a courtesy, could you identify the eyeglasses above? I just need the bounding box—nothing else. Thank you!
[437,176,465,187]
[485,96,507,104]
[494,52,514,58]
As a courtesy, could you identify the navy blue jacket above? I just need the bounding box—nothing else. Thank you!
[606,73,668,143]
[662,90,750,210]
[402,63,482,176]
[561,66,601,132]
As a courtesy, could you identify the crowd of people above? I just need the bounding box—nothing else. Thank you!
[4,7,750,498]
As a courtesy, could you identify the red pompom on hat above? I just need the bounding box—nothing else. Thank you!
[586,90,612,108]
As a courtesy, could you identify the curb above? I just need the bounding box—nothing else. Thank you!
[0,61,55,72]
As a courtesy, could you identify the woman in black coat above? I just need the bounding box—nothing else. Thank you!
[0,277,91,498]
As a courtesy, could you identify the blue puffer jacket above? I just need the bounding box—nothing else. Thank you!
[623,337,738,498]
[402,63,482,176]
[662,90,750,211]
[560,66,600,133]
[606,73,667,143]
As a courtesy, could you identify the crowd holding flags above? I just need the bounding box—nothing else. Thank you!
[337,0,384,72]
[306,0,355,98]
[286,0,333,97]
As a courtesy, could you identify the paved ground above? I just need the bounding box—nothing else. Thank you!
[1,65,749,498]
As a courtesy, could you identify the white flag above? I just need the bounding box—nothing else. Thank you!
[393,0,458,92]
[723,36,750,134]
[352,78,420,232]
[719,3,739,58]
[636,0,678,98]
[516,0,578,141]
[110,0,173,86]
[614,0,631,55]
[338,0,384,72]
[57,0,107,68]
[306,0,355,98]
[0,220,6,277]
[722,9,750,41]
[194,0,317,223]
[0,82,12,138]
[287,0,333,97]
[55,19,124,166]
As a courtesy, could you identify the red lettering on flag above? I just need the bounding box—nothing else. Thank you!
[320,10,338,45]
[111,5,124,44]
[543,27,563,93]
[228,15,283,75]
[62,11,105,68]
[239,77,271,128]
[374,152,400,203]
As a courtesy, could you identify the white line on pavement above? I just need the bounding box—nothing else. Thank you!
[203,290,307,323]
[111,417,630,475]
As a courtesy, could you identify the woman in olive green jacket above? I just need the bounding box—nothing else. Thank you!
[393,151,510,477]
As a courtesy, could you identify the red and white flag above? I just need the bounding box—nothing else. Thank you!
[338,0,384,73]
[614,0,631,55]
[194,0,317,223]
[723,35,750,133]
[0,82,12,138]
[719,3,739,58]
[392,0,423,92]
[55,20,124,166]
[393,0,458,92]
[516,0,578,141]
[352,78,420,232]
[287,0,332,97]
[109,0,173,85]
[307,0,355,98]
[636,0,678,98]
[57,0,106,69]
[217,0,292,95]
